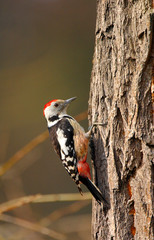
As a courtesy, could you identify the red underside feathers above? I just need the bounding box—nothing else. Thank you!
[77,155,91,179]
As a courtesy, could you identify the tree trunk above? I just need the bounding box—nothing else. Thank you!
[89,1,153,239]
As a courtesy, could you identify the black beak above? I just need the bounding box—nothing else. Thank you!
[64,97,77,106]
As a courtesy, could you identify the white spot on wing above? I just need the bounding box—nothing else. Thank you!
[68,165,75,170]
[71,173,76,177]
[56,129,68,155]
[61,151,65,159]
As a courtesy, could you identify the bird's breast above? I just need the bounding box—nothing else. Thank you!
[68,119,89,160]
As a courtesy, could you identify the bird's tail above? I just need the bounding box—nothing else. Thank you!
[79,176,108,205]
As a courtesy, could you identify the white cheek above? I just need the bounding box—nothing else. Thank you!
[47,119,60,128]
[44,106,59,127]
[44,107,51,119]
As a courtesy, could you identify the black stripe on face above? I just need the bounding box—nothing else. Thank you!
[48,115,59,122]
[62,115,73,120]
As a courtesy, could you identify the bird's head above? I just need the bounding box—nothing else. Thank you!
[43,97,76,123]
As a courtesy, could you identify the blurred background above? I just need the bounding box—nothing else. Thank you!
[0,0,96,239]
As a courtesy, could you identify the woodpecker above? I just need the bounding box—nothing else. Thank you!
[43,97,107,204]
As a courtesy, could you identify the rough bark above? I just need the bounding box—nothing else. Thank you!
[89,0,153,239]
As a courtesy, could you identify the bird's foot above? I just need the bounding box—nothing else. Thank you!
[86,113,107,138]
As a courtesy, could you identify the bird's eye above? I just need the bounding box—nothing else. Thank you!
[54,103,59,107]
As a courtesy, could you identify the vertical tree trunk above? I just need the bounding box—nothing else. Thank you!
[89,1,153,239]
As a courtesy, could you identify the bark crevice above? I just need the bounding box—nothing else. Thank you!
[89,0,153,239]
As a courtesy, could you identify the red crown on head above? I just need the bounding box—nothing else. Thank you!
[43,99,57,116]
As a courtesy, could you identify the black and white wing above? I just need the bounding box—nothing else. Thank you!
[48,118,82,193]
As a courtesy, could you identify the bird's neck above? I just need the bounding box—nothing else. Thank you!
[47,114,73,128]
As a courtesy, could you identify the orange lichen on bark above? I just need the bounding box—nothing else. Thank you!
[129,208,136,215]
[131,226,136,236]
[152,38,154,118]
[127,180,136,236]
[152,67,154,102]
[127,180,132,199]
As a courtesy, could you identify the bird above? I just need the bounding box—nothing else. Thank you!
[43,97,108,204]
